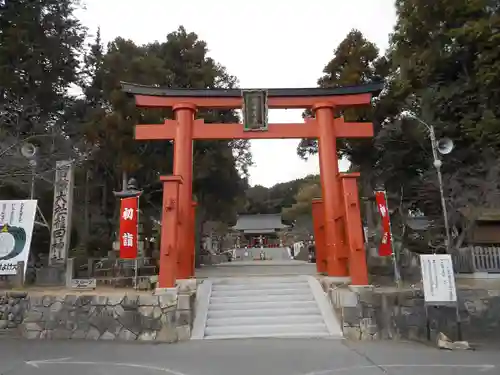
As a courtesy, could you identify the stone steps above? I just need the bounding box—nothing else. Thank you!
[207,306,321,319]
[205,323,329,338]
[192,276,343,340]
[207,314,323,326]
[212,276,309,285]
[210,293,314,304]
[211,285,310,294]
[205,331,332,339]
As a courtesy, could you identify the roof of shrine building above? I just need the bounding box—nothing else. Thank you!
[232,214,289,234]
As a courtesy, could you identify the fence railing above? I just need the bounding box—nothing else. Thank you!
[453,246,500,273]
[73,257,157,288]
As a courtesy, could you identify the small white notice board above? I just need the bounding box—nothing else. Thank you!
[420,254,457,304]
[71,278,97,290]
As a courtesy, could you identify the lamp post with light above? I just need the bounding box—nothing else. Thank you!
[401,112,454,253]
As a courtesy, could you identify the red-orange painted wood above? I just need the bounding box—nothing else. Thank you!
[315,103,349,277]
[134,93,373,110]
[173,104,196,280]
[312,199,327,273]
[135,118,373,140]
[340,173,369,285]
[158,175,182,288]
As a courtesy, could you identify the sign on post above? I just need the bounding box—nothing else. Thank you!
[420,254,461,341]
[0,200,37,275]
[420,254,457,304]
[49,160,75,265]
[71,278,97,290]
[119,197,138,259]
[242,89,268,131]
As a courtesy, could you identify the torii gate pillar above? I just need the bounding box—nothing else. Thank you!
[311,173,369,285]
[311,199,326,273]
[172,103,195,280]
[158,175,183,288]
[340,173,368,285]
[315,103,349,277]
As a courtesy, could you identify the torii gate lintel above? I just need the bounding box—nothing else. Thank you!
[135,117,374,140]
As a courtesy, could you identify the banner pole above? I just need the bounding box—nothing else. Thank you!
[134,195,139,290]
[383,191,402,286]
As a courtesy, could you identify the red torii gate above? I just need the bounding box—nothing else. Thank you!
[122,83,381,289]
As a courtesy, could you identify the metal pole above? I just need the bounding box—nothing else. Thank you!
[29,171,35,199]
[29,161,37,200]
[134,195,140,290]
[134,258,138,290]
[428,125,452,253]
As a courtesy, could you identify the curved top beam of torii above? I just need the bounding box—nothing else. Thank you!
[121,81,383,110]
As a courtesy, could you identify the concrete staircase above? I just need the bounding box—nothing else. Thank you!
[192,276,342,340]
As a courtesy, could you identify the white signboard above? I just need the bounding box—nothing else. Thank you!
[71,278,96,290]
[49,160,74,265]
[0,200,37,275]
[420,254,457,304]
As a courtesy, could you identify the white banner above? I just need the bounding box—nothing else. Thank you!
[0,200,37,275]
[49,160,74,265]
[420,254,457,304]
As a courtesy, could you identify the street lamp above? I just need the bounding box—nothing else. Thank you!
[113,177,143,199]
[20,142,38,199]
[400,111,454,253]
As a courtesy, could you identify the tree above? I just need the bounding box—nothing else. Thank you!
[297,30,392,239]
[244,185,273,214]
[298,13,500,257]
[390,0,500,148]
[0,0,86,115]
[281,176,321,221]
[0,0,87,260]
[0,0,87,197]
[0,0,86,197]
[77,26,251,254]
[242,175,319,216]
[331,0,500,261]
[297,29,387,160]
[377,0,500,255]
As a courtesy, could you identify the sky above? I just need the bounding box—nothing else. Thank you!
[76,0,397,187]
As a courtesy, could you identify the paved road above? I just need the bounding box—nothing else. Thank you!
[0,338,498,375]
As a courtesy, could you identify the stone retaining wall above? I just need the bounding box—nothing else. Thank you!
[0,289,195,342]
[200,254,224,265]
[329,287,500,343]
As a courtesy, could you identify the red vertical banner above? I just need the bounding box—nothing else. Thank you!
[119,197,138,259]
[374,190,393,257]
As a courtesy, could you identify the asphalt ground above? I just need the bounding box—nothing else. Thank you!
[0,337,498,375]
